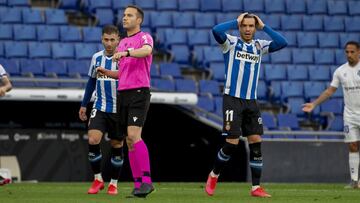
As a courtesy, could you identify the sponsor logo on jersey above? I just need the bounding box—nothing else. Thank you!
[235,51,260,63]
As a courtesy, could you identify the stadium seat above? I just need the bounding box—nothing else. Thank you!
[339,33,359,48]
[13,25,36,41]
[151,12,172,28]
[67,59,90,78]
[7,0,29,7]
[281,15,302,31]
[287,65,308,81]
[0,7,22,24]
[152,78,175,92]
[277,113,300,130]
[302,15,323,31]
[43,59,67,77]
[4,41,27,58]
[159,62,182,79]
[264,64,287,81]
[320,98,343,115]
[222,0,242,12]
[156,0,177,11]
[173,12,194,28]
[20,59,43,77]
[197,95,215,112]
[134,0,156,10]
[257,80,268,101]
[95,9,114,26]
[209,62,225,82]
[318,33,339,48]
[0,58,20,76]
[262,112,277,130]
[296,32,317,48]
[280,31,297,47]
[112,0,133,10]
[0,42,3,58]
[75,43,98,60]
[45,9,67,25]
[270,49,292,64]
[307,0,327,15]
[52,43,75,59]
[335,49,346,65]
[37,25,60,41]
[179,0,199,11]
[86,0,112,13]
[199,79,221,96]
[323,16,344,32]
[203,46,224,65]
[265,0,285,14]
[243,0,264,13]
[200,0,221,12]
[28,42,51,58]
[83,26,102,43]
[216,13,238,24]
[304,81,326,100]
[286,0,306,14]
[260,14,281,30]
[0,0,6,5]
[150,63,160,78]
[22,8,43,24]
[60,26,82,42]
[269,81,281,102]
[327,115,343,131]
[313,49,335,65]
[170,45,190,64]
[280,81,303,100]
[344,17,360,32]
[58,0,79,11]
[187,29,209,46]
[193,45,205,66]
[286,97,306,117]
[327,0,347,16]
[258,66,265,80]
[194,12,216,29]
[292,48,314,64]
[0,24,13,40]
[214,96,222,117]
[164,29,187,47]
[348,1,360,16]
[175,78,198,93]
[308,65,331,81]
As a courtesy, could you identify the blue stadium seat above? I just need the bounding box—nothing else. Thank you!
[260,14,281,30]
[281,81,303,100]
[222,0,242,12]
[323,16,344,32]
[134,0,156,10]
[193,45,205,66]
[173,12,194,28]
[0,7,22,24]
[152,78,175,91]
[28,42,51,58]
[43,59,67,77]
[60,26,82,42]
[95,9,114,26]
[262,112,277,130]
[348,1,360,16]
[258,66,265,80]
[335,49,346,65]
[37,25,60,41]
[200,0,221,12]
[175,78,197,93]
[243,0,264,13]
[0,58,20,76]
[13,25,36,41]
[45,9,67,25]
[286,0,306,14]
[7,0,29,7]
[179,0,199,11]
[83,26,102,43]
[287,65,308,81]
[345,17,360,32]
[197,95,215,113]
[264,64,287,81]
[287,97,306,117]
[277,113,300,130]
[304,81,326,100]
[216,13,238,24]
[270,81,281,102]
[214,96,222,117]
[199,79,221,96]
[257,80,268,101]
[327,115,343,131]
[307,0,327,15]
[20,59,43,77]
[0,24,12,40]
[187,29,209,46]
[302,15,323,31]
[308,65,331,81]
[320,98,343,115]
[281,15,302,31]
[202,46,223,66]
[67,59,90,78]
[112,0,133,10]
[151,12,172,28]
[159,62,182,79]
[58,0,79,10]
[156,0,177,11]
[209,62,225,82]
[195,12,216,29]
[265,0,285,14]
[296,32,317,48]
[75,43,98,60]
[318,33,339,48]
[52,43,75,59]
[164,29,187,46]
[313,49,335,65]
[87,0,112,13]
[0,0,6,5]
[292,48,314,64]
[270,49,292,64]
[327,0,347,16]
[280,31,296,47]
[4,41,27,58]
[22,8,43,24]
[0,42,3,58]
[170,45,190,64]
[339,33,359,48]
[150,63,159,78]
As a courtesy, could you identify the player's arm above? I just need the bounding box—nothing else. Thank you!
[96,67,118,79]
[0,75,12,97]
[79,77,96,121]
[302,86,337,113]
[212,13,248,44]
[127,44,152,58]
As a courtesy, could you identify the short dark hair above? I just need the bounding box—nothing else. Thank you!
[102,25,119,36]
[242,13,257,24]
[126,5,144,24]
[345,41,360,49]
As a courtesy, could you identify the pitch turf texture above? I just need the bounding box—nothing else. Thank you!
[1,182,360,203]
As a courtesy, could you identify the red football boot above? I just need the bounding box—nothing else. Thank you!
[87,179,104,194]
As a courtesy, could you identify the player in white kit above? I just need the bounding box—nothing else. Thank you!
[302,41,360,188]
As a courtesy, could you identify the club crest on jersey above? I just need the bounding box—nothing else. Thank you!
[235,51,260,63]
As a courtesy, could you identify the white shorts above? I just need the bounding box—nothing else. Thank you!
[344,121,360,143]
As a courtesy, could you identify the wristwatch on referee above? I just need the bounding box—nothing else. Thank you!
[126,50,130,57]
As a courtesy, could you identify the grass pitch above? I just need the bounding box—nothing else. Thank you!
[1,182,360,203]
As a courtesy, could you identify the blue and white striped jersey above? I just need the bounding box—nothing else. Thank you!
[88,50,118,113]
[221,34,271,100]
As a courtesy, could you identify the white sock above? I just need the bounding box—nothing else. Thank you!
[110,179,118,187]
[210,171,219,178]
[94,173,103,182]
[252,185,260,191]
[349,152,359,181]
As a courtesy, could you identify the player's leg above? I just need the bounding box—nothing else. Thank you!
[344,123,360,189]
[206,95,241,196]
[87,109,106,194]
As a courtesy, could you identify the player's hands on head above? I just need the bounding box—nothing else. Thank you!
[237,12,248,26]
[79,107,87,121]
[302,103,315,113]
[253,14,265,30]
